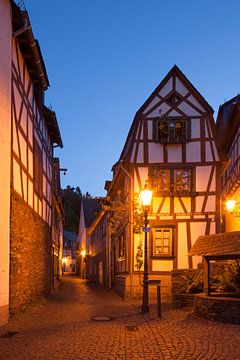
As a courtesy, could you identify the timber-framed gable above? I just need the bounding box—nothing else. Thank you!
[11,23,62,225]
[0,0,65,320]
[107,65,223,299]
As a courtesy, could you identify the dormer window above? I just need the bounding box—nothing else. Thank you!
[154,116,191,144]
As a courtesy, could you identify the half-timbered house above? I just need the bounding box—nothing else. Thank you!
[52,158,64,286]
[87,205,109,286]
[0,1,63,325]
[62,231,78,273]
[216,95,240,231]
[78,198,101,278]
[106,65,222,300]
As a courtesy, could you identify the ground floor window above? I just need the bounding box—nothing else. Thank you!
[151,227,173,257]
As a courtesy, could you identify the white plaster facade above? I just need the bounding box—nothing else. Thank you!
[0,0,12,326]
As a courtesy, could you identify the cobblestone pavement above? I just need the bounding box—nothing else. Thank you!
[0,274,240,360]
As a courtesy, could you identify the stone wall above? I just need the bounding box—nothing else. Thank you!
[194,294,240,324]
[10,192,52,315]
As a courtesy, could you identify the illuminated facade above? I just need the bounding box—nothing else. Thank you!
[104,66,223,299]
[62,231,77,272]
[217,95,240,231]
[0,1,63,325]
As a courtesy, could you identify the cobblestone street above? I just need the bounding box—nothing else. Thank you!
[0,274,240,360]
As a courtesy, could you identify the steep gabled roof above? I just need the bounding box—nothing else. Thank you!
[138,65,214,116]
[189,232,240,257]
[119,65,215,163]
[82,198,101,228]
[216,95,240,152]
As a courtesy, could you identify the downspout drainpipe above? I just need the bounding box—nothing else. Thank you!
[119,160,134,300]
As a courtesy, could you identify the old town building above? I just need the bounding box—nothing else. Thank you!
[217,95,240,230]
[52,158,64,285]
[87,205,109,286]
[93,66,223,300]
[0,1,63,325]
[62,230,78,273]
[78,198,101,279]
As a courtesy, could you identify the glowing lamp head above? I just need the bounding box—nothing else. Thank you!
[81,250,86,257]
[226,199,236,212]
[139,186,153,207]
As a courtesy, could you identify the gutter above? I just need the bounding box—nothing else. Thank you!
[12,10,49,90]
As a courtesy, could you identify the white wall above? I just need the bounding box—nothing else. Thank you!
[0,0,11,325]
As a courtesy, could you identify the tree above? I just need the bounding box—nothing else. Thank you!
[62,186,91,234]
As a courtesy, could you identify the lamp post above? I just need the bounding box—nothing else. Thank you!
[139,185,153,314]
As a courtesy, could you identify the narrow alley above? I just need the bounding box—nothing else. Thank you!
[0,274,239,360]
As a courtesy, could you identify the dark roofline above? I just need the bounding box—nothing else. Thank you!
[219,94,240,108]
[82,198,101,228]
[189,231,240,257]
[11,1,49,90]
[137,65,214,115]
[118,65,214,164]
[43,106,63,148]
[216,95,240,153]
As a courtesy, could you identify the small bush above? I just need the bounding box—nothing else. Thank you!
[173,261,240,295]
[174,269,203,294]
[217,262,240,293]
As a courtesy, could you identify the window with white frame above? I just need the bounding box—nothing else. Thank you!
[151,227,173,257]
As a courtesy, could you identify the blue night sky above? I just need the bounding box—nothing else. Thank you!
[24,0,240,196]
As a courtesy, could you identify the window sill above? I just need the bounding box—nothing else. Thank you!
[150,255,175,260]
[154,191,198,197]
[154,139,191,144]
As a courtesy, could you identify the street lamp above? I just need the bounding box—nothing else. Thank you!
[81,250,86,257]
[226,199,236,213]
[139,184,153,314]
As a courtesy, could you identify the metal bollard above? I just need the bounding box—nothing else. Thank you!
[157,283,161,317]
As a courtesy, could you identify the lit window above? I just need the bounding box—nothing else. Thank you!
[149,168,192,194]
[152,228,173,257]
[149,168,170,193]
[174,169,192,192]
[154,116,190,144]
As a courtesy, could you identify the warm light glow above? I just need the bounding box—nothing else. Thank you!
[62,258,67,264]
[81,250,86,257]
[139,188,153,207]
[226,199,236,212]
